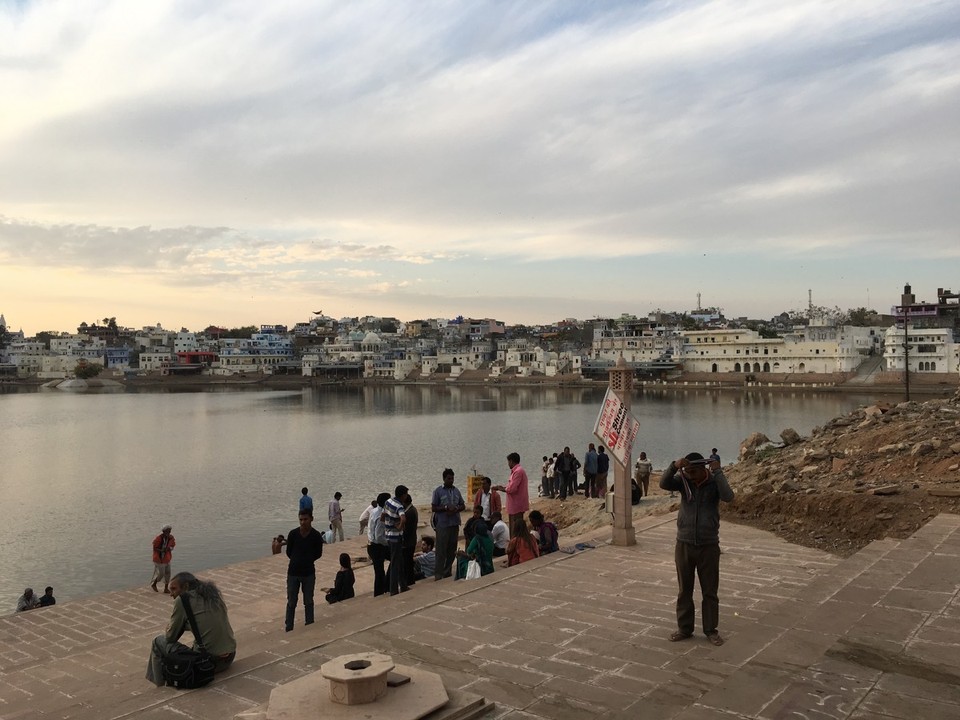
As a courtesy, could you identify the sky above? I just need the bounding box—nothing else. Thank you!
[1,0,959,335]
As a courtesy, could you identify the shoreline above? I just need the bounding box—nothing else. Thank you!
[3,371,955,396]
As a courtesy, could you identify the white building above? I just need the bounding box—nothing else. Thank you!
[174,332,199,353]
[135,326,173,350]
[883,326,959,374]
[139,350,174,371]
[680,322,885,374]
[591,322,680,363]
[6,341,46,376]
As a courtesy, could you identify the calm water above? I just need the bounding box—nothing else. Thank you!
[0,385,882,609]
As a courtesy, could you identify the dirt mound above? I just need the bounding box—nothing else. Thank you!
[725,389,960,556]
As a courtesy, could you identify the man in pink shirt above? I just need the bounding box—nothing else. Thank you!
[494,452,530,524]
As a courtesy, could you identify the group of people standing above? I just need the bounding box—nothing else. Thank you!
[358,453,560,597]
[540,444,610,500]
[297,487,345,543]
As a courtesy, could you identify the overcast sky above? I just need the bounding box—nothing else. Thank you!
[1,0,958,334]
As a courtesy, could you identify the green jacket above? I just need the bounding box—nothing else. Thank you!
[165,590,237,656]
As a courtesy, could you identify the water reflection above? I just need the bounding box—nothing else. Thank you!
[0,385,885,610]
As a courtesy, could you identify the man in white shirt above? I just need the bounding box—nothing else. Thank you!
[366,493,390,596]
[472,476,501,523]
[358,499,376,535]
[490,511,510,558]
[328,492,344,542]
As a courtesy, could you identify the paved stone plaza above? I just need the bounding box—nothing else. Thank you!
[1,512,958,719]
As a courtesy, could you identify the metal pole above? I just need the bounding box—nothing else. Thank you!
[904,312,910,402]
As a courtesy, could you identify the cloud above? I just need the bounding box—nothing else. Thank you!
[1,0,959,331]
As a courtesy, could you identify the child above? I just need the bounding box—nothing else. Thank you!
[271,534,287,555]
[325,553,356,604]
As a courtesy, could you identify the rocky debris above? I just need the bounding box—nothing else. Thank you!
[929,488,960,498]
[911,442,934,456]
[780,428,802,445]
[779,479,801,493]
[726,392,960,556]
[739,432,771,459]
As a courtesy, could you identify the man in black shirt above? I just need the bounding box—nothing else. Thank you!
[285,508,324,632]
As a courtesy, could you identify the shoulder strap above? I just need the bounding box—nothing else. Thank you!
[179,594,208,654]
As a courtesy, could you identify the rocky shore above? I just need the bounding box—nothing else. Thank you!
[725,389,960,556]
[7,369,956,397]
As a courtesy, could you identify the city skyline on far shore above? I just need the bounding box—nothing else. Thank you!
[2,1,958,335]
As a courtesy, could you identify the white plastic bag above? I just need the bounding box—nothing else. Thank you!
[465,559,482,580]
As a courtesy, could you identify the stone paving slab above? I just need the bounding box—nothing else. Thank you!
[3,515,959,720]
[678,514,960,720]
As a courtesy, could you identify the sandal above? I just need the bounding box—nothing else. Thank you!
[669,630,692,642]
[706,632,725,646]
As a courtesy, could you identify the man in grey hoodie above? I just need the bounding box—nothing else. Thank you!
[660,452,735,646]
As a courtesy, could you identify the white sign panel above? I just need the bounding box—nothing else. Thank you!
[593,387,640,468]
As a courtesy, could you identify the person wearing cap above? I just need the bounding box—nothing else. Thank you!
[660,452,734,646]
[151,524,176,593]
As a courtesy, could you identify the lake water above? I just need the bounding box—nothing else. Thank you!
[0,385,882,610]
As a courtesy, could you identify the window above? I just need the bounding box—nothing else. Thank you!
[734,363,741,372]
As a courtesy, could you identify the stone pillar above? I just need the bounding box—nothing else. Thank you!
[609,358,636,546]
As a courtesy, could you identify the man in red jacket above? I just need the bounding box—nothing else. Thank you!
[150,524,176,593]
[473,476,502,523]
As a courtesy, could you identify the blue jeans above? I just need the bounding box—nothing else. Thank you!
[286,574,315,630]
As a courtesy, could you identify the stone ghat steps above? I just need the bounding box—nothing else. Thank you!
[671,514,960,720]
[1,514,893,720]
[11,538,596,720]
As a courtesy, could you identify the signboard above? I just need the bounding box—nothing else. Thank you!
[593,387,640,468]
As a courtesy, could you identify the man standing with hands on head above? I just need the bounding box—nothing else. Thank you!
[493,452,530,525]
[431,469,465,581]
[660,452,734,646]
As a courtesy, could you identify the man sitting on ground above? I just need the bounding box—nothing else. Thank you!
[145,572,237,686]
[528,510,559,555]
[463,505,485,547]
[413,536,437,580]
[16,588,39,612]
[38,586,56,607]
[490,511,509,557]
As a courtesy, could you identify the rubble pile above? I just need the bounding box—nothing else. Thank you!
[725,389,960,556]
